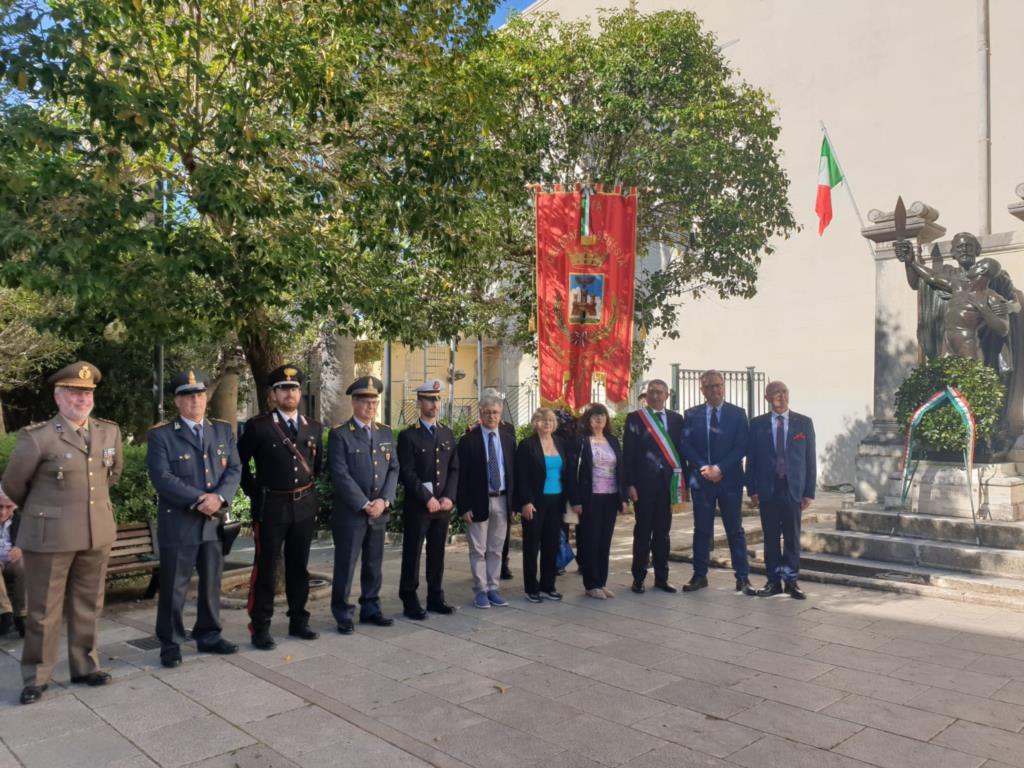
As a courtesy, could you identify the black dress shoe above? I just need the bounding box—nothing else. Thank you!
[681,577,708,592]
[337,620,354,635]
[0,612,13,635]
[757,581,784,597]
[631,580,645,594]
[20,684,47,705]
[288,625,320,640]
[785,582,807,600]
[251,629,277,651]
[359,614,394,627]
[736,578,757,596]
[403,606,428,621]
[500,564,514,581]
[71,671,112,686]
[198,639,239,655]
[654,580,678,593]
[427,603,455,615]
[14,615,25,638]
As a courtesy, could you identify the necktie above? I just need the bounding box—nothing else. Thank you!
[77,427,90,450]
[659,411,666,429]
[709,407,719,464]
[487,431,501,492]
[193,423,203,445]
[775,415,787,478]
[288,419,298,439]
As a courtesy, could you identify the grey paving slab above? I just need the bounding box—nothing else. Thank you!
[620,742,737,768]
[0,742,17,768]
[730,672,845,712]
[536,712,666,766]
[945,632,1024,659]
[932,720,1024,768]
[595,638,680,667]
[244,704,360,758]
[523,751,604,768]
[578,657,680,695]
[652,652,757,687]
[812,666,933,704]
[293,733,433,768]
[669,614,752,642]
[180,744,301,768]
[491,661,593,698]
[802,622,890,651]
[729,647,835,682]
[728,734,878,768]
[312,670,420,714]
[906,685,1024,732]
[370,692,487,742]
[198,679,306,725]
[966,653,1024,681]
[463,687,580,733]
[656,630,757,663]
[555,681,674,726]
[730,700,864,749]
[532,621,623,649]
[732,627,827,657]
[807,642,908,675]
[433,718,564,768]
[994,679,1024,706]
[631,705,762,758]
[882,637,986,670]
[0,693,101,748]
[10,723,144,768]
[126,714,256,768]
[820,693,954,741]
[649,676,761,719]
[405,667,503,704]
[835,728,985,768]
[890,660,1009,698]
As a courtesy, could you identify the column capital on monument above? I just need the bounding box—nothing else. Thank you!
[862,200,946,245]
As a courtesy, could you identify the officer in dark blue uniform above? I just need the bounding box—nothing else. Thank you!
[327,376,399,634]
[239,365,323,650]
[146,369,242,667]
[396,379,459,620]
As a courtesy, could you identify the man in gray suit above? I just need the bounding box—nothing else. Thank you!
[146,369,242,667]
[328,376,399,634]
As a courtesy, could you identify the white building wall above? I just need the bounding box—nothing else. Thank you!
[521,0,1024,483]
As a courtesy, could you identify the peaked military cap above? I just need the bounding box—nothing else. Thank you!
[414,379,445,399]
[171,368,209,395]
[268,364,304,389]
[49,361,102,390]
[346,376,384,398]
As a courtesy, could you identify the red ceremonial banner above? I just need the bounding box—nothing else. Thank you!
[535,185,637,410]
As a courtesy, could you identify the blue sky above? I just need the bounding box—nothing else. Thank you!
[490,0,535,28]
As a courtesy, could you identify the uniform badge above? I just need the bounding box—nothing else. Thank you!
[221,456,228,468]
[103,447,115,467]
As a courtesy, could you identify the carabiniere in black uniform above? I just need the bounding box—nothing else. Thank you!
[239,365,323,649]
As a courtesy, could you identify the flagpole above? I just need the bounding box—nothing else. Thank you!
[820,121,876,258]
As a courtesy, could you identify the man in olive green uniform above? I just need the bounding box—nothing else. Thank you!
[0,361,124,705]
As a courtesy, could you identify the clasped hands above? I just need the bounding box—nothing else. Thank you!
[699,464,723,483]
[194,493,223,516]
[364,498,389,519]
[426,496,454,515]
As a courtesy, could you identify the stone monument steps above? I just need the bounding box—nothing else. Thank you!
[801,528,1024,578]
[836,507,1024,548]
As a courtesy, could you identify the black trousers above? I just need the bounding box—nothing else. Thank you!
[759,477,802,584]
[399,508,449,608]
[631,479,672,583]
[247,493,317,633]
[579,494,618,590]
[522,493,564,594]
[330,514,385,623]
[156,541,223,655]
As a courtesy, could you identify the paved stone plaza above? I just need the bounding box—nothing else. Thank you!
[1,509,1023,768]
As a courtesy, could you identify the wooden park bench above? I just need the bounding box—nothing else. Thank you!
[107,521,160,599]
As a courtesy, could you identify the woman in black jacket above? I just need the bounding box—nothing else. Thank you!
[568,404,626,599]
[514,407,568,603]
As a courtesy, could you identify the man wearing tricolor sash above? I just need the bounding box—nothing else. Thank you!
[680,370,756,596]
[623,380,685,594]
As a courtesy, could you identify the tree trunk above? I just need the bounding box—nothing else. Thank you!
[240,319,283,415]
[208,344,246,428]
[322,332,355,427]
[0,393,6,435]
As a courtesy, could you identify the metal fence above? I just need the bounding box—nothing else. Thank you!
[669,366,769,418]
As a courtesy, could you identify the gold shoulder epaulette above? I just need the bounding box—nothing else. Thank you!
[92,417,119,426]
[148,421,169,431]
[208,418,231,425]
[24,421,47,432]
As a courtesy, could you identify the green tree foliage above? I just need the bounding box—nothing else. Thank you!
[465,9,796,372]
[894,357,1005,452]
[0,0,501,406]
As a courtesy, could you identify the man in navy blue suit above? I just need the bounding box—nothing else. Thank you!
[746,381,816,600]
[680,370,755,596]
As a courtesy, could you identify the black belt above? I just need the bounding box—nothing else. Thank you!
[264,484,314,501]
[488,490,506,498]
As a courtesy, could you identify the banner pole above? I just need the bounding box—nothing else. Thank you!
[963,448,982,546]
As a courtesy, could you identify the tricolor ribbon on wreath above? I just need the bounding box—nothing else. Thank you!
[637,407,685,509]
[899,386,976,507]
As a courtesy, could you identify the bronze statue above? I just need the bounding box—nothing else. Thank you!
[896,233,1024,438]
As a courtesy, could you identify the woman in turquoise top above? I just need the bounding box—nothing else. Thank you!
[514,407,568,602]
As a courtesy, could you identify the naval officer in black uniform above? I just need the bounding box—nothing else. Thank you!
[327,376,399,634]
[146,369,242,668]
[397,380,459,619]
[239,365,323,650]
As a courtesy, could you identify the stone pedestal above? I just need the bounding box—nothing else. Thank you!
[882,460,1024,521]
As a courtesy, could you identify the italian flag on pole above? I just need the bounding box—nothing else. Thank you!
[815,136,844,235]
